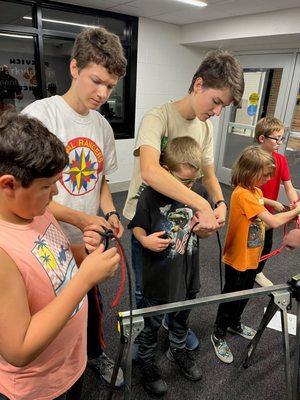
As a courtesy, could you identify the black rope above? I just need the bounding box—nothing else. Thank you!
[216,230,223,292]
[92,227,133,400]
[184,222,223,294]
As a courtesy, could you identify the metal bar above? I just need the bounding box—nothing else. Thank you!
[273,292,293,400]
[119,284,289,321]
[242,296,279,368]
[294,300,300,399]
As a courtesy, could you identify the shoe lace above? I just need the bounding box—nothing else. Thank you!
[217,340,230,356]
[98,354,114,373]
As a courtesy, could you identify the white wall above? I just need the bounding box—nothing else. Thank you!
[110,7,300,189]
[109,17,205,190]
[180,8,300,51]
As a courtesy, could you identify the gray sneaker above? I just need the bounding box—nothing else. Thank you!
[88,352,124,388]
[228,323,256,340]
[211,334,233,364]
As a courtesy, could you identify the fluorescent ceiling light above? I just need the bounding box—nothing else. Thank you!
[176,0,207,6]
[23,16,97,29]
[0,32,33,39]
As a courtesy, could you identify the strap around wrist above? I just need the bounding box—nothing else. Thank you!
[105,210,120,221]
[214,200,228,210]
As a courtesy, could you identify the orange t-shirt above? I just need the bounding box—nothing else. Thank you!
[222,186,266,271]
[0,210,87,400]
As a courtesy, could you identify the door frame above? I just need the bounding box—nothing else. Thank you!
[215,51,297,185]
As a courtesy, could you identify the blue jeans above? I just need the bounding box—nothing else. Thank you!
[131,233,144,309]
[138,297,190,365]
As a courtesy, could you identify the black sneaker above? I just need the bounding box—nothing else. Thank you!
[141,363,168,396]
[166,347,202,381]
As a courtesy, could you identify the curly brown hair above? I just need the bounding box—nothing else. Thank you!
[71,27,127,77]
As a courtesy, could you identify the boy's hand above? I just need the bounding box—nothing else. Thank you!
[213,203,227,228]
[78,213,110,232]
[191,215,214,238]
[79,244,120,287]
[283,229,300,249]
[273,201,285,212]
[193,210,219,232]
[141,231,171,252]
[106,214,124,238]
[83,224,103,253]
[294,203,300,214]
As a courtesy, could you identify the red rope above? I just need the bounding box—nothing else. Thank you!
[92,285,106,349]
[111,241,126,308]
[258,211,300,262]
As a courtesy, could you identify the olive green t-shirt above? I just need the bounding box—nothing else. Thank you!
[123,102,214,220]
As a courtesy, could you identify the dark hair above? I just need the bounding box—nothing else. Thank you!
[188,49,244,106]
[71,27,127,77]
[0,111,68,187]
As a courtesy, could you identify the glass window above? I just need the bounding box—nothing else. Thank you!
[285,85,300,189]
[222,68,283,169]
[41,8,126,38]
[43,36,125,124]
[0,1,33,26]
[0,33,38,112]
[43,37,73,97]
[101,79,124,123]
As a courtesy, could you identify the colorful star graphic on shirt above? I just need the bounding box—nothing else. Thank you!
[64,148,97,192]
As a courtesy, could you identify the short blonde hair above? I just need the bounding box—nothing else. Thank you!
[255,117,285,142]
[162,136,202,171]
[231,145,275,189]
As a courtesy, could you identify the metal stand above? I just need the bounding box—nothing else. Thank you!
[106,315,144,400]
[242,290,293,400]
[289,274,300,400]
[109,278,300,400]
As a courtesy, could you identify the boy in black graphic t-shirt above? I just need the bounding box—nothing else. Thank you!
[129,137,211,396]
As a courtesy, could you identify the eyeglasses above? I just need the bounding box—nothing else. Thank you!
[171,171,201,185]
[264,135,286,144]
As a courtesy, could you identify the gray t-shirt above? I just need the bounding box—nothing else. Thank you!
[123,102,214,220]
[22,95,117,243]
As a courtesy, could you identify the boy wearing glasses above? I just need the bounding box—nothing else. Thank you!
[129,137,211,396]
[254,116,298,286]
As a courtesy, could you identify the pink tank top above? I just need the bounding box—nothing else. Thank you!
[0,210,87,400]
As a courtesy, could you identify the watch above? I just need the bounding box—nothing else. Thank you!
[214,200,228,210]
[105,210,120,221]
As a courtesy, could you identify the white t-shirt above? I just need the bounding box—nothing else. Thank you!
[22,95,117,243]
[123,102,214,220]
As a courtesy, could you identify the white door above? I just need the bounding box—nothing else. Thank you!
[278,52,300,202]
[216,52,296,185]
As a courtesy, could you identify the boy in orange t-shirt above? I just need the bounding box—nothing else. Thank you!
[211,145,300,364]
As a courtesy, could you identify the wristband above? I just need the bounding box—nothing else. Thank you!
[105,210,120,221]
[214,200,228,210]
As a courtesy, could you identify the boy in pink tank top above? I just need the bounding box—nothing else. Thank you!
[0,112,120,400]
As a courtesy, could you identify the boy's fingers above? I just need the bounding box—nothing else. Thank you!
[155,231,166,236]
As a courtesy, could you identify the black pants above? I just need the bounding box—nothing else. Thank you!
[214,264,257,339]
[138,297,191,366]
[0,373,84,400]
[256,229,274,274]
